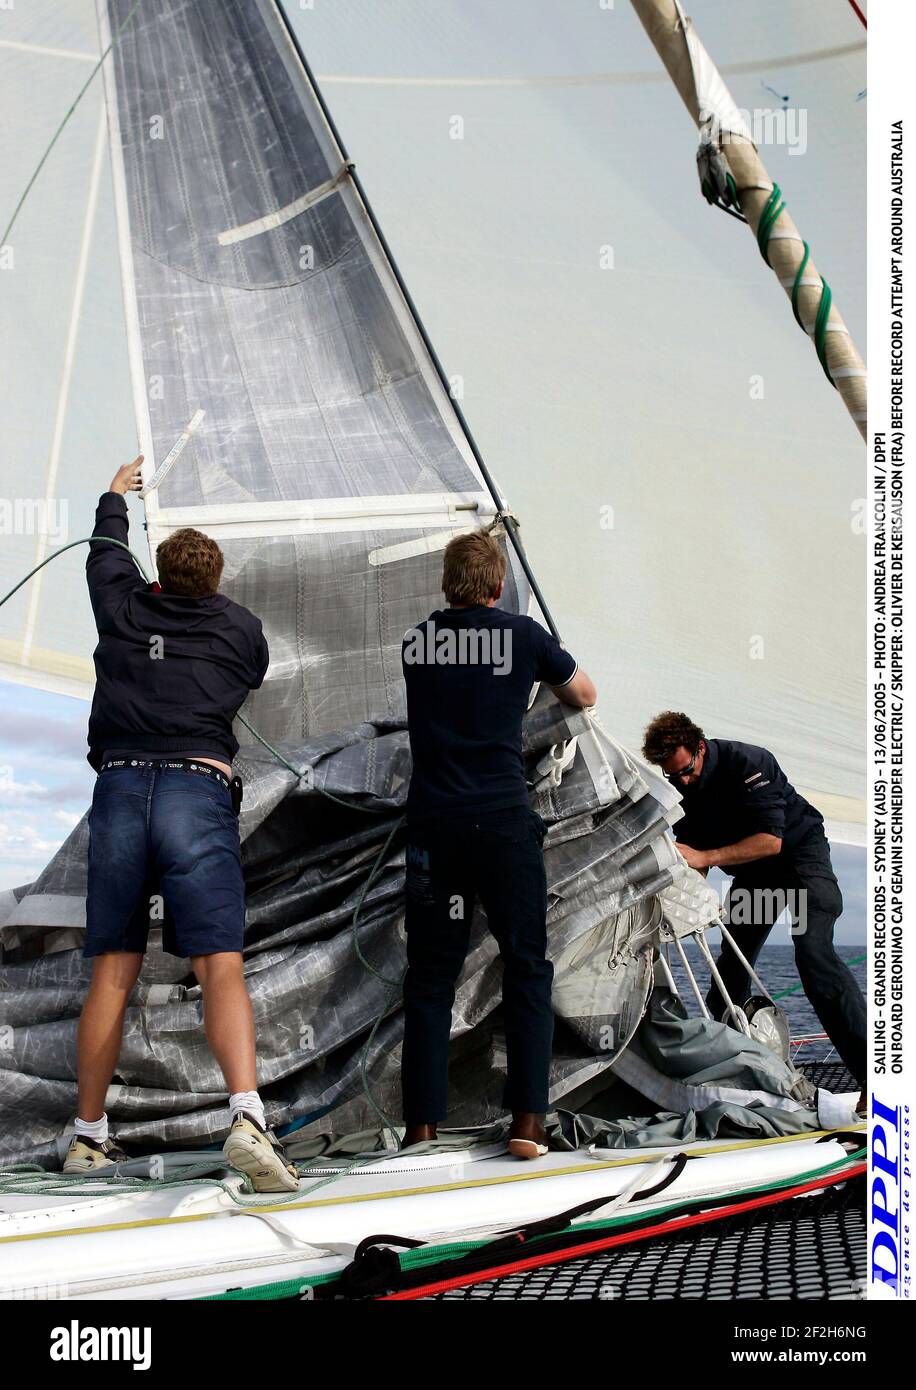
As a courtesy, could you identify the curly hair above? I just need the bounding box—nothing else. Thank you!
[156,528,224,598]
[441,528,507,606]
[642,710,705,766]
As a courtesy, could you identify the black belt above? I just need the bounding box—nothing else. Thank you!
[99,756,231,791]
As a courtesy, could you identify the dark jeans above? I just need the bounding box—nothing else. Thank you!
[85,761,245,958]
[401,806,554,1124]
[706,832,866,1083]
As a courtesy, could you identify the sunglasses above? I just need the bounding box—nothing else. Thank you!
[665,750,701,782]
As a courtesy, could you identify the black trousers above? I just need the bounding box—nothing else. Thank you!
[706,832,866,1083]
[401,806,554,1124]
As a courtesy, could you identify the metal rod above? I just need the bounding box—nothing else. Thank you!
[656,944,679,995]
[717,919,774,1002]
[273,0,561,639]
[693,930,748,1033]
[672,934,710,1018]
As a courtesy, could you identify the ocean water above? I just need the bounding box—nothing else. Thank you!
[666,943,866,1066]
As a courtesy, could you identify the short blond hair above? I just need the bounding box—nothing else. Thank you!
[441,529,507,606]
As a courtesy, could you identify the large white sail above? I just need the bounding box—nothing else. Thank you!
[0,1,866,817]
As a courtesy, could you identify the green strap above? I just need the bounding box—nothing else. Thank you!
[790,239,811,329]
[753,182,837,389]
[755,184,786,264]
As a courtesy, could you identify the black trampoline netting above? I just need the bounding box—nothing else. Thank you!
[424,1174,865,1302]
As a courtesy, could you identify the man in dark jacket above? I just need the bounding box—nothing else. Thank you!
[642,710,866,1085]
[64,457,297,1191]
[400,529,597,1158]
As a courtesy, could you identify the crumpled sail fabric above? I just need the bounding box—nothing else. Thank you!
[0,0,736,1166]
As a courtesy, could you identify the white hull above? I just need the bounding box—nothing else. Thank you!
[0,1123,863,1300]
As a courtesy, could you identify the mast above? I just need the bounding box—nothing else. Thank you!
[630,0,867,440]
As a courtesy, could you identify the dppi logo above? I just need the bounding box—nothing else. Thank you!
[871,1094,903,1293]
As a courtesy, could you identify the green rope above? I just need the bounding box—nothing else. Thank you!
[812,274,836,385]
[755,184,786,264]
[753,182,837,389]
[790,238,811,330]
[0,536,148,606]
[198,1145,867,1300]
[1,0,144,249]
[773,952,866,1000]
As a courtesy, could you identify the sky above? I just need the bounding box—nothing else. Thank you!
[0,1,867,935]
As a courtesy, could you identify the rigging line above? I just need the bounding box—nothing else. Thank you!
[773,953,866,999]
[0,0,143,248]
[846,0,867,28]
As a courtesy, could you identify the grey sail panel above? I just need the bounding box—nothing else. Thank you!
[102,0,505,746]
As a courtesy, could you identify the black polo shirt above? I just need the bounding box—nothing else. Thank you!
[85,492,269,770]
[402,605,577,817]
[673,738,825,865]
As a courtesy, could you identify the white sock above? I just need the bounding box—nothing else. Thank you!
[229,1090,266,1130]
[75,1113,109,1143]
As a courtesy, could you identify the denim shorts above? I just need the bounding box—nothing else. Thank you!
[85,760,246,959]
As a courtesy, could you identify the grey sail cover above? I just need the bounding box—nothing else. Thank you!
[0,0,721,1166]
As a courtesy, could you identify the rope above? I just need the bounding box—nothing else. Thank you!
[754,183,837,388]
[0,1159,271,1205]
[702,164,838,391]
[773,952,866,999]
[1,0,143,249]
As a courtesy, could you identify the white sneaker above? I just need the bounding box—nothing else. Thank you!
[62,1135,128,1173]
[222,1111,299,1193]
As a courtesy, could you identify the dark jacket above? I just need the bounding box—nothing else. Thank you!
[85,492,269,771]
[673,737,825,869]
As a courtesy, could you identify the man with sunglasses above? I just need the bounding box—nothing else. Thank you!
[641,711,865,1089]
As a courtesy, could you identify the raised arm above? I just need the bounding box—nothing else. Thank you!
[86,457,145,627]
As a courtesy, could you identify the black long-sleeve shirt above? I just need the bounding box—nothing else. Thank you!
[673,738,825,868]
[85,492,269,771]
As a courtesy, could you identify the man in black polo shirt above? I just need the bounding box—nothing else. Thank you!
[401,529,596,1157]
[642,711,866,1085]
